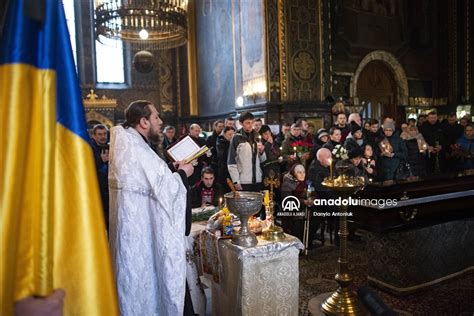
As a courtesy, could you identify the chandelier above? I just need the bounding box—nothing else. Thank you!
[95,0,188,50]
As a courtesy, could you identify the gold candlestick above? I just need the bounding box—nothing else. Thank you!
[262,170,285,241]
[329,158,333,178]
[320,164,366,315]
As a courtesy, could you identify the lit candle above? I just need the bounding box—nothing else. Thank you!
[293,146,297,152]
[218,197,223,209]
[367,158,372,168]
[328,158,333,178]
[258,135,262,142]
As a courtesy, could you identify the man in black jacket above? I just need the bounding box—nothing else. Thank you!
[206,120,224,175]
[90,124,110,231]
[420,111,447,173]
[190,167,222,208]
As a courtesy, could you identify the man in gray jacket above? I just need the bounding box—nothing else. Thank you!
[227,112,266,192]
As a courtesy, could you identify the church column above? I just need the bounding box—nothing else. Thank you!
[465,0,471,104]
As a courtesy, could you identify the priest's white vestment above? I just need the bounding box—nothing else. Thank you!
[108,125,187,315]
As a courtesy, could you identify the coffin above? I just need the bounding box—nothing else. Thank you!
[350,171,474,295]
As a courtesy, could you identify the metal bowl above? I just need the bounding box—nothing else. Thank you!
[224,191,263,217]
[224,191,263,247]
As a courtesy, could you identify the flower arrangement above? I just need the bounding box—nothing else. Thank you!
[291,140,313,158]
[332,144,348,160]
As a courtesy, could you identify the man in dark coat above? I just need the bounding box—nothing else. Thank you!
[333,112,350,143]
[216,126,235,192]
[419,111,447,173]
[206,120,224,176]
[90,124,110,231]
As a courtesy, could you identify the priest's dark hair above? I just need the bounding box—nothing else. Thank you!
[123,100,154,128]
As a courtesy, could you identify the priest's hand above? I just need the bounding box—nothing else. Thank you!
[177,161,194,177]
[14,289,65,316]
[234,183,243,191]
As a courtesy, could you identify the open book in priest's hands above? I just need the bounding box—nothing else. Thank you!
[165,135,211,165]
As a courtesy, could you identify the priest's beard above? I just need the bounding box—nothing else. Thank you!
[148,129,162,143]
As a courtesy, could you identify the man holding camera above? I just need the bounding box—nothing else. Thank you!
[90,124,110,231]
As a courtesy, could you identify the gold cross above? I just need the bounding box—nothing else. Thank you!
[264,169,280,200]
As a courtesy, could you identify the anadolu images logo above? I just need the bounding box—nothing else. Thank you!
[281,196,300,211]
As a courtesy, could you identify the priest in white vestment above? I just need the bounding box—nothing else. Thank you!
[108,100,194,315]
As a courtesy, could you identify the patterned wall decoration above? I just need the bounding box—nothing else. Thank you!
[158,49,175,116]
[266,0,281,102]
[286,0,323,101]
[278,0,288,100]
[321,0,332,97]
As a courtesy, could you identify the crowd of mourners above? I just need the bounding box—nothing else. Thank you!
[89,106,474,246]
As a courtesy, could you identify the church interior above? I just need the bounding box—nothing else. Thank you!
[1,0,474,315]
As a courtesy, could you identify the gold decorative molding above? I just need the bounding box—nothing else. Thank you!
[161,104,174,112]
[318,0,323,101]
[86,110,114,128]
[292,51,316,81]
[277,0,288,100]
[176,48,182,117]
[83,89,117,108]
[408,97,448,107]
[328,0,333,96]
[187,0,199,116]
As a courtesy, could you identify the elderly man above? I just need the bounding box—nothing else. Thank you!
[348,113,362,127]
[188,123,209,185]
[108,100,195,315]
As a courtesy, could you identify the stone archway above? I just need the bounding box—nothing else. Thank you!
[351,50,408,107]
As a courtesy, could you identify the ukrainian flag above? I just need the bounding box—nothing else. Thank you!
[0,0,119,315]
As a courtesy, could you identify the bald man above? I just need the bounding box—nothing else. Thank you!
[307,148,332,191]
[348,113,362,127]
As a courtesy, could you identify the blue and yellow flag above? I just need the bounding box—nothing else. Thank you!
[0,0,119,314]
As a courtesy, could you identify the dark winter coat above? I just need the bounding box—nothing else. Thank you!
[404,138,427,177]
[216,135,231,189]
[379,134,408,180]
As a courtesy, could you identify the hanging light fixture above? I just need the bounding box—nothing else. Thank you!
[95,0,188,50]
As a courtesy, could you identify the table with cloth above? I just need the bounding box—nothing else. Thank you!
[189,219,303,316]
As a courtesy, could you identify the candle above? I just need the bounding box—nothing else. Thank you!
[263,190,270,206]
[328,158,333,178]
[218,197,223,209]
[293,146,297,152]
[258,135,262,142]
[367,158,372,168]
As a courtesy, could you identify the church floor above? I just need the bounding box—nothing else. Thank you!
[298,232,474,315]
